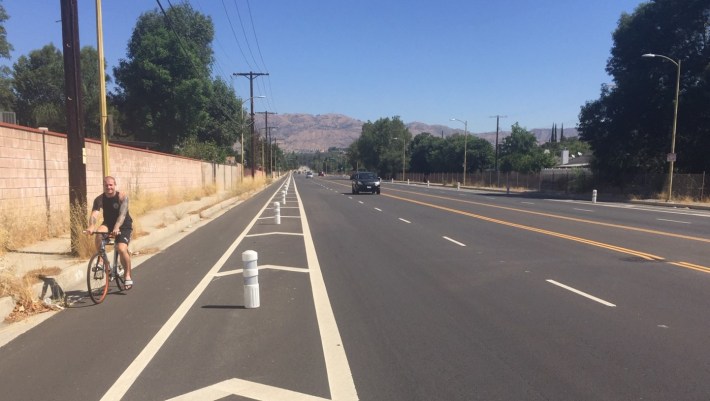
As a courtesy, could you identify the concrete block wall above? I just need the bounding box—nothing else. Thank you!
[0,123,244,220]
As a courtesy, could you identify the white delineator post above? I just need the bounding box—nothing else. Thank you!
[242,250,260,308]
[592,189,598,203]
[274,201,281,224]
[282,190,286,204]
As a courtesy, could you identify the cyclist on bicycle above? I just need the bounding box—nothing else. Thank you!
[86,176,134,288]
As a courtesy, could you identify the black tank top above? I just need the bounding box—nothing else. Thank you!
[96,192,133,230]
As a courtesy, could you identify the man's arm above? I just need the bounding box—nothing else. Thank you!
[113,194,129,233]
[87,195,102,233]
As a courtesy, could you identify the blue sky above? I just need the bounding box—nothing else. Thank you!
[3,0,645,133]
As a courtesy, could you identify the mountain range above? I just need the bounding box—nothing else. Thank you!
[255,113,578,153]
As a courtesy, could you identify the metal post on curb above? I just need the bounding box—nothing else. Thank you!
[274,201,281,224]
[242,250,260,308]
[592,189,598,203]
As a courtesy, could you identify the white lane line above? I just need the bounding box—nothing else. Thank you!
[245,232,304,237]
[213,265,308,277]
[573,208,594,212]
[374,208,382,212]
[101,176,284,401]
[398,218,411,224]
[295,181,359,400]
[546,280,616,307]
[358,201,364,204]
[657,218,691,224]
[521,202,535,205]
[442,236,466,247]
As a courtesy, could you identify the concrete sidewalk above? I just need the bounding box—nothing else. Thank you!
[0,185,268,331]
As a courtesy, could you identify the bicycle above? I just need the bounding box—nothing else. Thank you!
[86,232,127,304]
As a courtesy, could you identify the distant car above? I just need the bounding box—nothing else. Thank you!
[306,171,314,178]
[318,171,325,177]
[351,172,381,194]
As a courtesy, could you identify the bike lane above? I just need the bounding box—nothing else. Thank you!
[105,174,357,401]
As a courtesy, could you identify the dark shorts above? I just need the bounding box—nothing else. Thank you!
[116,229,132,245]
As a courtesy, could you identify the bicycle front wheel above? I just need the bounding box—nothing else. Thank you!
[87,253,109,304]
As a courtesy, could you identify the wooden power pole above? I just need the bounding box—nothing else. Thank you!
[61,0,87,254]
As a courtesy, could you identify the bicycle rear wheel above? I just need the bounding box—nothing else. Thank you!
[87,254,109,304]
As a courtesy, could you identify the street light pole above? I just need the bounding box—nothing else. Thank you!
[451,118,468,186]
[402,138,406,181]
[642,53,681,202]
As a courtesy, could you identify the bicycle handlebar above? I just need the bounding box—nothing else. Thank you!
[83,231,121,237]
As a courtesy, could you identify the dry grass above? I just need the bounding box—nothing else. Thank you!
[1,267,56,323]
[0,202,63,257]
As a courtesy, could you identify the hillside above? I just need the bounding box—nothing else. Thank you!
[254,113,578,152]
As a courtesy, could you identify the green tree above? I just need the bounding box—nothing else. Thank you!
[80,46,114,138]
[499,123,555,173]
[355,116,411,177]
[0,0,13,110]
[12,44,65,130]
[201,77,243,148]
[579,0,710,180]
[112,4,214,152]
[177,136,227,163]
[12,44,111,135]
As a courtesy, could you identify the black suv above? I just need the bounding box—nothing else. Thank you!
[351,172,381,194]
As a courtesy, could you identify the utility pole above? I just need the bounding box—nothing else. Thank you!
[490,115,507,187]
[233,72,269,177]
[61,0,87,254]
[256,111,276,175]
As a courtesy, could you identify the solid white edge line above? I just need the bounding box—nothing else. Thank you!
[442,236,466,247]
[657,218,691,224]
[100,175,292,401]
[294,179,359,400]
[546,279,616,307]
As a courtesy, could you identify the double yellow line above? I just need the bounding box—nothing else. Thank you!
[381,190,710,274]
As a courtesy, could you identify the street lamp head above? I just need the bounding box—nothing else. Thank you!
[642,53,656,58]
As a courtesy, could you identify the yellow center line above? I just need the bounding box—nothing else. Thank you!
[387,187,710,244]
[326,179,710,273]
[381,192,710,273]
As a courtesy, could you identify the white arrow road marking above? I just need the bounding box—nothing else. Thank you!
[167,378,330,401]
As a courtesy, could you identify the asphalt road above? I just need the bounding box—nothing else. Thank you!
[1,173,710,400]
